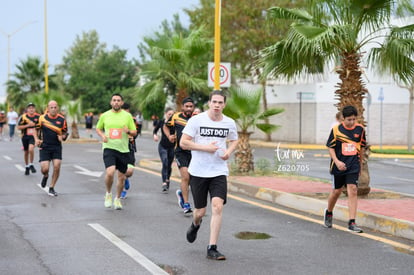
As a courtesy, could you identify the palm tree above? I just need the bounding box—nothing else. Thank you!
[258,0,414,195]
[223,87,284,173]
[66,99,82,139]
[370,21,414,151]
[137,27,212,111]
[6,56,45,110]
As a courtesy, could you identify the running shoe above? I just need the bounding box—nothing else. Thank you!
[124,178,130,190]
[120,190,127,199]
[41,176,48,188]
[348,222,363,233]
[207,245,226,260]
[186,220,202,243]
[25,167,30,175]
[183,203,193,216]
[114,198,123,210]
[104,193,112,208]
[30,165,36,173]
[162,183,168,193]
[323,208,333,228]
[176,189,184,209]
[48,187,58,197]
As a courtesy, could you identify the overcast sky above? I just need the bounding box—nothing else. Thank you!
[0,0,199,99]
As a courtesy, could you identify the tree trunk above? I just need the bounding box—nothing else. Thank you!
[71,122,80,139]
[175,88,188,111]
[335,51,370,195]
[234,131,254,173]
[357,145,371,195]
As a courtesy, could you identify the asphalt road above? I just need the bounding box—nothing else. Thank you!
[1,136,413,274]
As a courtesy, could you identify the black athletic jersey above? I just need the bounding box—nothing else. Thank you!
[153,119,175,148]
[18,112,40,136]
[326,123,366,175]
[165,112,192,152]
[37,113,68,146]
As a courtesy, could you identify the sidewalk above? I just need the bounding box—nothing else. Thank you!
[228,175,414,241]
[139,158,414,241]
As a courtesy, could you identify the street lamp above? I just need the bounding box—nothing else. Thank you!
[0,20,36,83]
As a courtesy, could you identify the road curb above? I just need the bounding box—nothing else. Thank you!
[228,179,414,241]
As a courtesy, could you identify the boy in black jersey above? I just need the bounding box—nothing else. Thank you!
[17,103,40,175]
[324,106,366,233]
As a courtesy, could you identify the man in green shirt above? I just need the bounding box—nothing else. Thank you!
[96,93,137,210]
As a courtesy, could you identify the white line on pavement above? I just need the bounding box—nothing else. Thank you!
[88,223,168,275]
[15,164,24,171]
[389,176,414,183]
[4,155,12,160]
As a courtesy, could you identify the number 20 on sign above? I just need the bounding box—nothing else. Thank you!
[208,62,231,88]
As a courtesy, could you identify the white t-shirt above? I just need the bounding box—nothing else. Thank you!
[7,111,18,125]
[183,111,238,177]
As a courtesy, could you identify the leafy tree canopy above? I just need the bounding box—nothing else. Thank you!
[57,30,138,113]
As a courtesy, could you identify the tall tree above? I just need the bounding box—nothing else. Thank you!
[258,0,414,195]
[370,18,414,151]
[57,30,137,112]
[186,0,306,141]
[137,26,212,112]
[6,56,49,110]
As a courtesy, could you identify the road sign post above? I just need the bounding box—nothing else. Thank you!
[208,62,231,88]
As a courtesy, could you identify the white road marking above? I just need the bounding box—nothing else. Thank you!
[389,176,414,183]
[89,223,168,275]
[4,155,12,160]
[15,164,25,171]
[73,165,103,177]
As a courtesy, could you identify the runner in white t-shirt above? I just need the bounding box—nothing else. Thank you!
[7,107,19,141]
[180,90,238,261]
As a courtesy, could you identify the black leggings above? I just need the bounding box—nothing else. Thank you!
[158,143,174,183]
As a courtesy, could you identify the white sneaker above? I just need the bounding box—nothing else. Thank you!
[104,193,112,208]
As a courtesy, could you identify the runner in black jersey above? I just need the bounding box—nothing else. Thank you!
[164,97,195,215]
[324,105,366,233]
[34,100,68,197]
[17,103,40,175]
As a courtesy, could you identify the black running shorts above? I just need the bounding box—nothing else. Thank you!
[190,175,227,209]
[331,173,359,189]
[39,145,62,161]
[175,150,191,168]
[21,135,35,151]
[103,148,130,174]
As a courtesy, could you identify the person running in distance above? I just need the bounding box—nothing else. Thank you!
[153,107,175,193]
[193,107,202,115]
[84,112,94,138]
[96,94,137,210]
[180,90,238,260]
[120,103,138,199]
[7,106,19,141]
[17,103,40,175]
[34,100,69,196]
[0,110,6,140]
[324,105,366,233]
[164,97,195,215]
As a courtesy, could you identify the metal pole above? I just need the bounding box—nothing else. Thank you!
[214,0,221,90]
[44,0,49,94]
[380,100,383,150]
[299,92,302,144]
